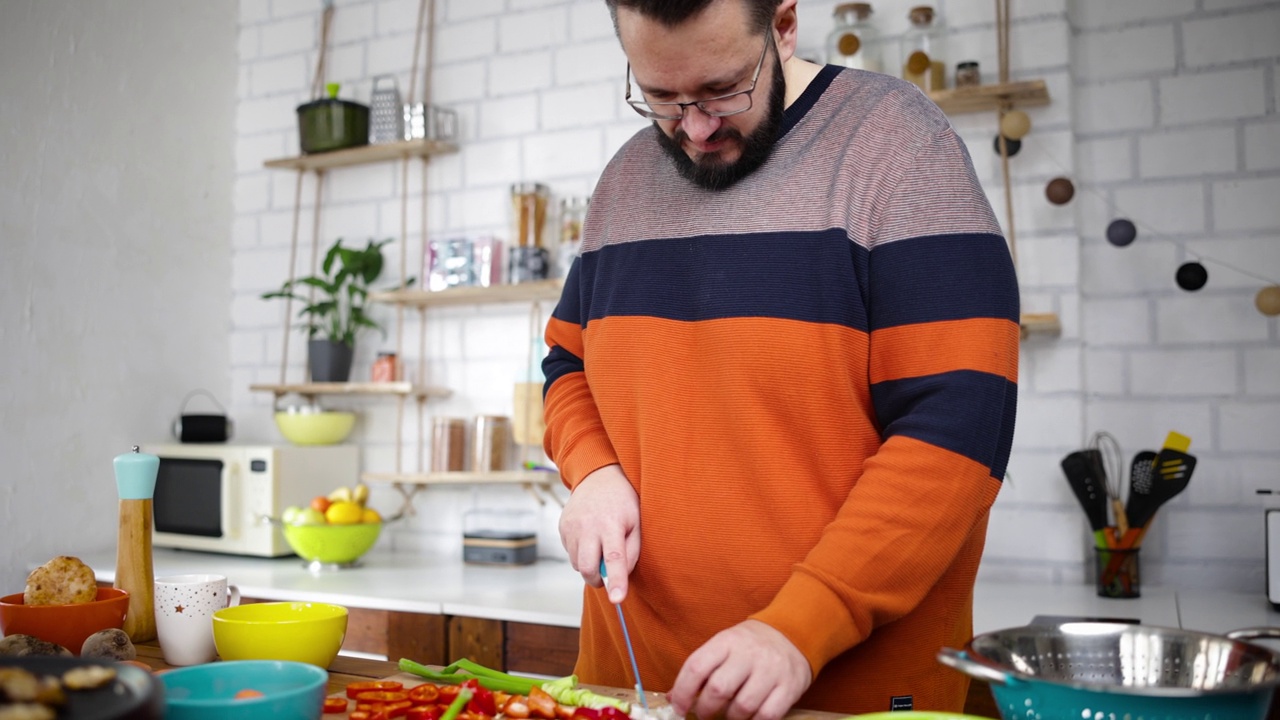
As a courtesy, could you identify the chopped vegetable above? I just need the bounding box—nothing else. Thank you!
[323,696,350,714]
[348,680,406,699]
[397,658,630,713]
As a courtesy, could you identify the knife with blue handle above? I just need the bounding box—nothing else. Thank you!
[599,559,648,710]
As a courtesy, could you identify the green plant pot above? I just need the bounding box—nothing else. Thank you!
[296,98,369,154]
[308,339,354,382]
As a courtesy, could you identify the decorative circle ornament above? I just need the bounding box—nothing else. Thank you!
[1000,110,1031,140]
[1175,262,1208,291]
[1107,219,1137,247]
[1257,285,1280,317]
[994,135,1021,157]
[1045,177,1075,205]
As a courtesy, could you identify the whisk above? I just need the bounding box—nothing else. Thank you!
[1088,431,1128,535]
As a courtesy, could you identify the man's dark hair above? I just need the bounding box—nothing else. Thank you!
[604,0,780,34]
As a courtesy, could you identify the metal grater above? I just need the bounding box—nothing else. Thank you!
[368,75,404,144]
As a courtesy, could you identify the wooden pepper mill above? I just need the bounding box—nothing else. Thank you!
[114,446,158,642]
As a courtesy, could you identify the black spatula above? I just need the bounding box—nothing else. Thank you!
[1062,449,1109,541]
[1125,449,1196,530]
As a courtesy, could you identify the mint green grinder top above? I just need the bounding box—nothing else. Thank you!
[114,446,158,500]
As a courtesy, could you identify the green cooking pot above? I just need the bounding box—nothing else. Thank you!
[296,82,369,154]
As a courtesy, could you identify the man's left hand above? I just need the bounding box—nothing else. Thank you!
[667,619,812,720]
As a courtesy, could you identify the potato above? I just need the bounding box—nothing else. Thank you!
[23,557,96,606]
[78,629,134,662]
[0,636,72,658]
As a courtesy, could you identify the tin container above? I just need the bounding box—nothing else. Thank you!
[430,417,468,473]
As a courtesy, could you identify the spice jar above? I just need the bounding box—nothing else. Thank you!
[431,417,468,473]
[371,352,398,382]
[901,6,946,93]
[510,183,551,284]
[826,3,880,72]
[554,196,589,279]
[955,60,981,87]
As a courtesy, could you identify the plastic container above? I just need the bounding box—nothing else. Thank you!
[296,83,370,154]
[827,3,881,72]
[463,509,537,566]
[901,6,945,92]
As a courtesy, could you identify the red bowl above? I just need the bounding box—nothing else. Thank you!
[0,587,130,654]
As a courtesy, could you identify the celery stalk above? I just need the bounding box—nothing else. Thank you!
[439,688,473,720]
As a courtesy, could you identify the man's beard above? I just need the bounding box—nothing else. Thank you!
[654,52,786,191]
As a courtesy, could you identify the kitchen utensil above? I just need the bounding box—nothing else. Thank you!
[1088,431,1128,534]
[1125,448,1196,531]
[0,587,129,655]
[114,446,158,642]
[160,659,328,720]
[1059,449,1108,546]
[937,622,1280,720]
[296,82,370,154]
[0,655,163,720]
[368,74,404,144]
[212,602,348,669]
[599,560,648,710]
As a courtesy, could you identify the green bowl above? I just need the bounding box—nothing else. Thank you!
[282,522,381,566]
[273,411,355,446]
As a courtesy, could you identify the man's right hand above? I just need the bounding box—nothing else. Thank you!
[559,463,640,603]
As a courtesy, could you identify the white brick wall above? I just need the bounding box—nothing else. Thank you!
[225,0,1280,589]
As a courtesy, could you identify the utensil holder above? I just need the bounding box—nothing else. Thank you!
[1096,547,1140,598]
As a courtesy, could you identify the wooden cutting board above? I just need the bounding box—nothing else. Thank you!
[326,673,848,720]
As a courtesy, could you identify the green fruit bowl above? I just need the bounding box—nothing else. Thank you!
[281,522,381,567]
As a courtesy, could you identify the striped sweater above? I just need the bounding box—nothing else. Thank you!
[542,65,1019,713]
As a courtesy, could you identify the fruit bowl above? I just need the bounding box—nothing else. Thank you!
[0,587,130,655]
[213,603,348,669]
[282,522,382,567]
[273,410,355,446]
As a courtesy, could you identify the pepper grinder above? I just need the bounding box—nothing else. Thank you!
[114,446,158,642]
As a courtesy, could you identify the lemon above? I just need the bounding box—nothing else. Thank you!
[325,500,363,525]
[361,507,382,524]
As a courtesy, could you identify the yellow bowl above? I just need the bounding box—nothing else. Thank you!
[212,602,347,669]
[273,411,355,445]
[282,522,382,565]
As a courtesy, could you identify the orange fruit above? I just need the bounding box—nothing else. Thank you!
[325,500,363,525]
[310,495,332,514]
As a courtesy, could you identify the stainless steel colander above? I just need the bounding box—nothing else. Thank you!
[937,622,1280,720]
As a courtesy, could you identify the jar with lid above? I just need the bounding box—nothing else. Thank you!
[554,196,589,279]
[826,3,880,72]
[901,5,946,93]
[509,182,551,284]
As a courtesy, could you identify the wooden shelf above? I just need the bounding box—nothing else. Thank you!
[263,139,459,172]
[1020,312,1061,339]
[370,279,565,308]
[928,79,1050,115]
[250,382,452,399]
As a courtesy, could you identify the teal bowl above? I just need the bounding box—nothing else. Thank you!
[160,660,328,720]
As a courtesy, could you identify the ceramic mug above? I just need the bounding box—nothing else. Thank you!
[154,573,241,666]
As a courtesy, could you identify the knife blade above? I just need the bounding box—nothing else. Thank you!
[599,559,648,710]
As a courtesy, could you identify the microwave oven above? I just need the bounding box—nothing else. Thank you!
[141,443,360,558]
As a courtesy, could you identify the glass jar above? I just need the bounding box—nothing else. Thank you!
[510,183,551,284]
[826,3,880,72]
[554,196,589,279]
[955,60,981,87]
[901,5,945,93]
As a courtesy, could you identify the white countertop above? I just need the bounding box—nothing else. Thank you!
[79,548,586,628]
[75,549,1263,637]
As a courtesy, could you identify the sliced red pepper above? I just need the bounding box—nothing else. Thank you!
[554,703,576,720]
[597,707,629,720]
[571,708,600,720]
[461,679,497,716]
[357,691,412,704]
[351,711,390,720]
[385,699,414,718]
[527,686,558,719]
[348,681,406,699]
[437,685,460,703]
[407,707,443,720]
[409,684,441,704]
[323,696,350,714]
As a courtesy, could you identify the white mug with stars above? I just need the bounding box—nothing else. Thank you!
[154,574,241,666]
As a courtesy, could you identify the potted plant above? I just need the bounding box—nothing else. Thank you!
[262,237,411,382]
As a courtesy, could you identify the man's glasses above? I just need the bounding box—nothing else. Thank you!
[625,31,771,121]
